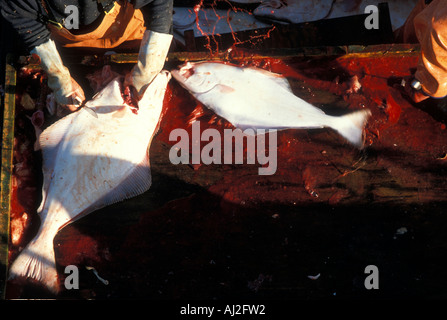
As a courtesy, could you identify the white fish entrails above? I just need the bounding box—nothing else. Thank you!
[172,61,371,148]
[8,71,171,293]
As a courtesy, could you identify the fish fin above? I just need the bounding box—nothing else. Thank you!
[86,77,123,109]
[273,77,293,93]
[245,67,293,92]
[235,125,260,135]
[330,109,372,148]
[88,151,152,212]
[8,234,60,293]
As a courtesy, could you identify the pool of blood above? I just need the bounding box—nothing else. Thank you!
[6,51,447,299]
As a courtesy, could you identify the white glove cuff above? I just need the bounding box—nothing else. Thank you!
[31,39,73,104]
[131,30,173,94]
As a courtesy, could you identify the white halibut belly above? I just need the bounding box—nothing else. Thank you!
[173,61,370,147]
[198,86,330,130]
[40,105,153,223]
[8,72,171,293]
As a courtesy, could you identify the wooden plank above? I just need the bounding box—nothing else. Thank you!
[76,44,420,67]
[0,55,16,299]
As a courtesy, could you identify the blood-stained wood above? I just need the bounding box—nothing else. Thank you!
[3,47,447,299]
[0,55,16,299]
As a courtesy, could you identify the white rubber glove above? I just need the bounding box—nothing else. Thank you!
[31,39,85,111]
[125,30,173,98]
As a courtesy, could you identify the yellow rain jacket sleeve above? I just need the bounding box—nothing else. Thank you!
[397,0,447,98]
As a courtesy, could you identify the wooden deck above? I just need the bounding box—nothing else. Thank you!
[2,45,447,299]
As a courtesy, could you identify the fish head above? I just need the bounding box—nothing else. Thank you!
[138,70,172,109]
[87,77,124,107]
[172,62,222,94]
[86,71,171,113]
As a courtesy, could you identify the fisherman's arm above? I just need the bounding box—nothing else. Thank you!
[0,0,85,111]
[125,0,174,97]
[400,0,447,104]
[0,0,50,49]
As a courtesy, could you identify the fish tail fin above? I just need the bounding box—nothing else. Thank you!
[8,235,60,293]
[331,109,372,148]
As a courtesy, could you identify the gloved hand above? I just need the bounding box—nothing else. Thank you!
[31,39,85,112]
[124,30,173,99]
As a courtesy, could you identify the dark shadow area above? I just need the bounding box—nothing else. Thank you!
[7,157,447,299]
